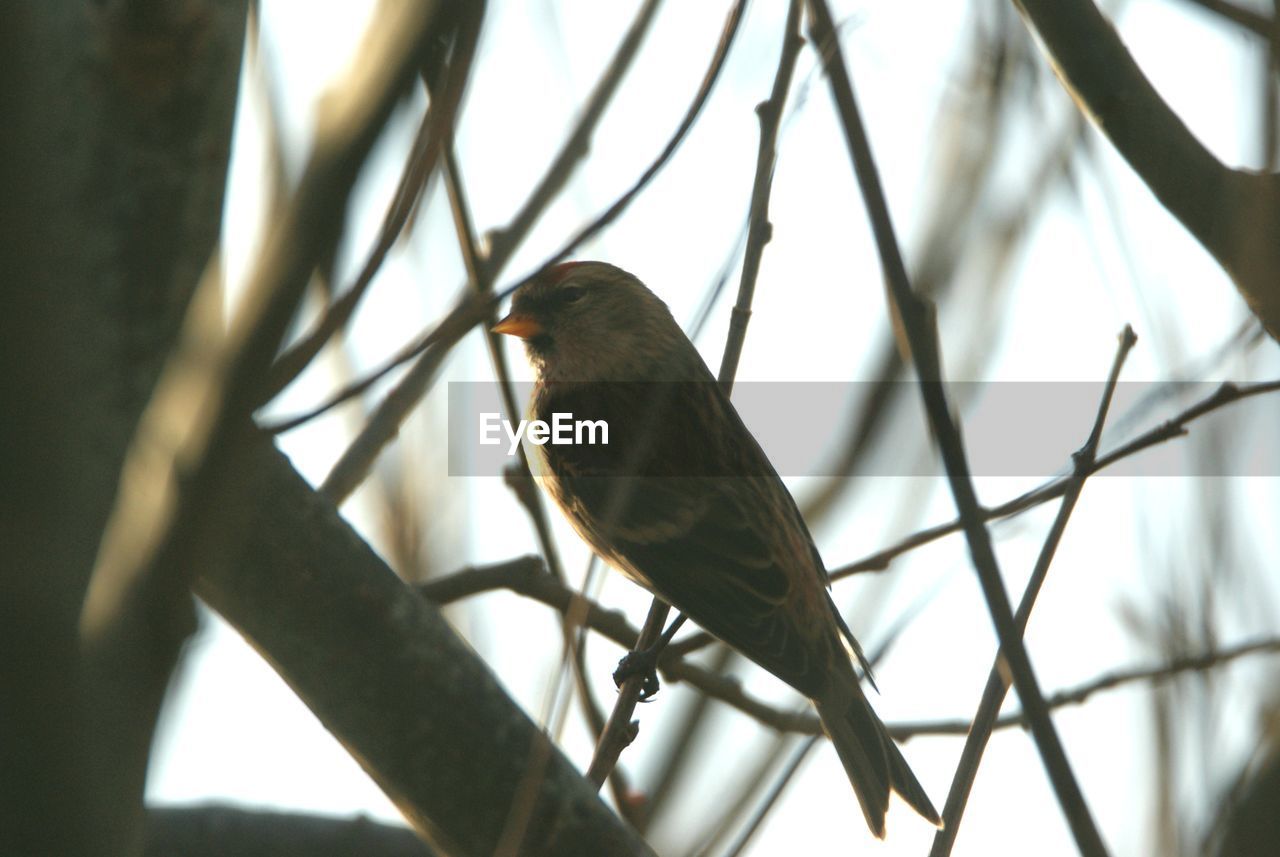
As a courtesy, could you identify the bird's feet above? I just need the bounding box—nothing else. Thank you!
[613,613,687,701]
[613,646,663,702]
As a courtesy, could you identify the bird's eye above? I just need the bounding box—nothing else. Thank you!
[560,285,586,304]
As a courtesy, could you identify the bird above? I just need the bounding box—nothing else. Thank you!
[492,260,940,838]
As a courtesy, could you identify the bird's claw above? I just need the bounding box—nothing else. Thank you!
[613,649,662,701]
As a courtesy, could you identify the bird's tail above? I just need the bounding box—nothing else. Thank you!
[814,668,942,839]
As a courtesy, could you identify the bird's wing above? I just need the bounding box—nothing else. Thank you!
[632,485,836,698]
[536,381,835,697]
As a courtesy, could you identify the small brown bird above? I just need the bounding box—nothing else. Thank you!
[493,261,940,838]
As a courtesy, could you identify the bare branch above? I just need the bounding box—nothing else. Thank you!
[587,602,672,788]
[805,1,1110,851]
[419,561,1280,751]
[488,0,664,265]
[84,2,453,637]
[293,0,749,502]
[511,0,751,291]
[931,326,1137,857]
[1012,0,1280,339]
[719,737,821,857]
[260,24,474,405]
[895,636,1280,739]
[717,0,805,390]
[642,0,806,829]
[196,443,654,857]
[267,0,660,421]
[443,138,634,817]
[563,0,752,792]
[831,378,1280,580]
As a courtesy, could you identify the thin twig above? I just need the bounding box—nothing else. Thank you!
[680,731,805,857]
[717,0,804,390]
[416,562,1280,743]
[420,373,1280,675]
[639,0,806,828]
[930,325,1137,857]
[800,104,1088,526]
[305,17,479,505]
[82,1,450,638]
[265,0,659,435]
[572,0,750,793]
[442,135,635,814]
[487,0,664,265]
[829,378,1280,581]
[262,304,462,435]
[497,0,750,302]
[587,601,671,787]
[443,148,573,582]
[427,0,749,804]
[805,1,1109,852]
[259,16,476,406]
[894,636,1280,739]
[443,151,615,780]
[719,737,820,857]
[276,0,747,491]
[688,612,919,857]
[289,0,659,457]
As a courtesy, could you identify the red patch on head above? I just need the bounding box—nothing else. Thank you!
[545,261,585,284]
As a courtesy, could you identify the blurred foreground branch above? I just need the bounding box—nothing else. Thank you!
[0,3,246,855]
[144,805,437,857]
[1013,0,1280,339]
[195,440,653,857]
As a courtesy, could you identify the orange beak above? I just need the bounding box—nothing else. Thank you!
[492,312,543,339]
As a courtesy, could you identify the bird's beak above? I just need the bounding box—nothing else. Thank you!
[492,312,543,339]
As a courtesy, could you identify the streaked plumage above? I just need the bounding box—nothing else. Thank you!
[493,261,940,838]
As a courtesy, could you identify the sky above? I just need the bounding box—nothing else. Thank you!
[146,1,1280,855]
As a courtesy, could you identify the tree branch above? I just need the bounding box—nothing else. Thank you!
[1012,0,1280,339]
[442,140,633,816]
[586,601,671,787]
[717,0,805,389]
[144,805,438,857]
[895,636,1280,739]
[260,12,477,404]
[829,377,1280,581]
[931,326,1137,857]
[643,0,806,829]
[488,0,664,265]
[805,1,1110,852]
[305,0,748,504]
[194,441,654,857]
[1,3,246,854]
[420,561,1280,747]
[547,0,751,793]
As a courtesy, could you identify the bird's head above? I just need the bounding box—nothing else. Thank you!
[493,261,704,382]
